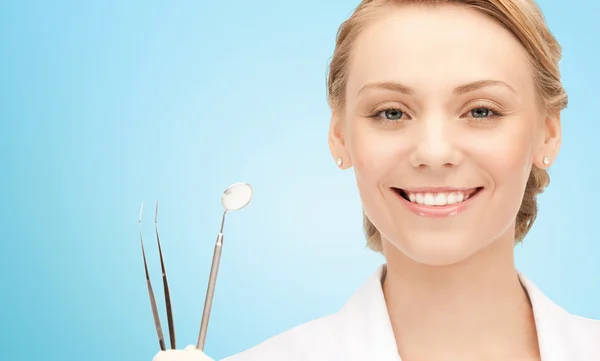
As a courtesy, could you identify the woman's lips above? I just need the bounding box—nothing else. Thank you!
[392,187,483,218]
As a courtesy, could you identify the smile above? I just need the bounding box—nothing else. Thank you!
[392,187,484,217]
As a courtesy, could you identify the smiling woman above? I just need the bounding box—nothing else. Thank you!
[327,3,563,271]
[153,1,599,360]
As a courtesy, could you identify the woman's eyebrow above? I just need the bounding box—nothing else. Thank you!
[453,79,516,95]
[358,81,413,95]
[358,79,516,95]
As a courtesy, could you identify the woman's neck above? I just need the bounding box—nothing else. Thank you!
[382,235,540,361]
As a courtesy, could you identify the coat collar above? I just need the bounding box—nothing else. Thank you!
[336,265,400,361]
[517,272,592,361]
[336,264,592,361]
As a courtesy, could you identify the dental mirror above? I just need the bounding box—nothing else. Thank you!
[197,182,253,350]
[221,182,253,212]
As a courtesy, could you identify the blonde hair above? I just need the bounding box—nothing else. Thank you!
[326,0,568,252]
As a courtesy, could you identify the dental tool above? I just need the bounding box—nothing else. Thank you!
[197,182,253,350]
[155,201,176,349]
[138,202,168,350]
[138,182,253,352]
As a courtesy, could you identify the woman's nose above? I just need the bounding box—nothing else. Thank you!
[408,119,462,170]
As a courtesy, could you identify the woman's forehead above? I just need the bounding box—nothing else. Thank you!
[346,5,534,98]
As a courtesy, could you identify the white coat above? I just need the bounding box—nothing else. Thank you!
[223,265,600,361]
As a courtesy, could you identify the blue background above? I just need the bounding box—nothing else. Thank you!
[1,0,598,360]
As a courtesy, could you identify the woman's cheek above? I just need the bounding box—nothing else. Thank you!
[352,131,407,182]
[467,123,534,176]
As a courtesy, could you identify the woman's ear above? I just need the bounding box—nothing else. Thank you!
[328,109,352,169]
[535,112,561,168]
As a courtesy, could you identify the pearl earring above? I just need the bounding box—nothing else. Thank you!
[543,156,550,166]
[335,157,343,167]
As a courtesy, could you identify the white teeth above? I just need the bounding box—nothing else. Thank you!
[416,193,424,204]
[434,193,446,206]
[423,193,435,206]
[403,190,476,206]
[446,192,456,204]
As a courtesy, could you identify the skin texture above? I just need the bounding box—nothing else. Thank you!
[329,4,560,361]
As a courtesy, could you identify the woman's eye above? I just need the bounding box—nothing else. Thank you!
[378,109,404,120]
[470,107,492,118]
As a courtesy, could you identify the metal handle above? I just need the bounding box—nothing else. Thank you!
[147,281,166,351]
[196,233,223,350]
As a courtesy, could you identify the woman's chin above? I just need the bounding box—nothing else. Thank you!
[383,233,486,267]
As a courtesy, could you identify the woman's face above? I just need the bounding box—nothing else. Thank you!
[329,5,561,265]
